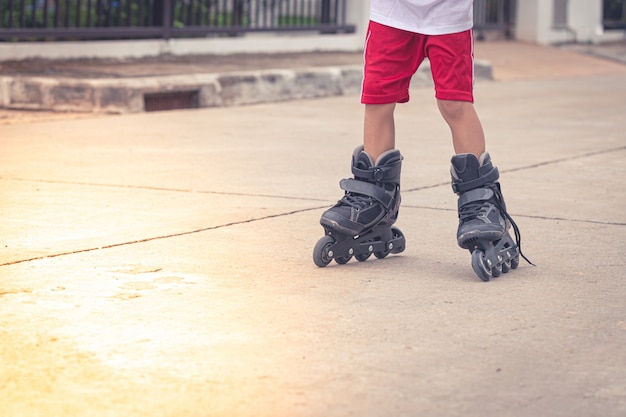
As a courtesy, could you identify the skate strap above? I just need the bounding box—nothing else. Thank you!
[352,159,402,182]
[340,178,394,209]
[457,187,495,210]
[452,166,500,194]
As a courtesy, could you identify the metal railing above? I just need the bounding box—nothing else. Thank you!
[604,0,626,29]
[473,0,516,39]
[0,0,354,40]
[0,0,529,42]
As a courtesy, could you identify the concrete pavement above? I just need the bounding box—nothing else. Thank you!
[1,42,626,416]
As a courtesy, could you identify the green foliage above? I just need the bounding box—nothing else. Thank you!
[1,0,151,29]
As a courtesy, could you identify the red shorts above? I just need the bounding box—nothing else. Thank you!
[361,21,475,104]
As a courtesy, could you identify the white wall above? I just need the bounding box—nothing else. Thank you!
[516,0,626,44]
[349,0,370,41]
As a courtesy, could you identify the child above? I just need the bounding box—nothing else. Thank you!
[314,0,530,280]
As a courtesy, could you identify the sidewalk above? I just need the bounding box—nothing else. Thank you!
[2,40,626,119]
[1,42,626,417]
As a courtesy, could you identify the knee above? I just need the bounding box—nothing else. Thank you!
[437,100,467,122]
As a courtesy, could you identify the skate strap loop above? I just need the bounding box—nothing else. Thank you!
[352,160,402,182]
[340,178,394,209]
[452,166,499,194]
[457,187,495,209]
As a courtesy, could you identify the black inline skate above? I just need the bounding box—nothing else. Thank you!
[313,146,406,267]
[451,153,532,281]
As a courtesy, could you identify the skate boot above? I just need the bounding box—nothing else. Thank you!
[313,146,406,267]
[451,153,532,281]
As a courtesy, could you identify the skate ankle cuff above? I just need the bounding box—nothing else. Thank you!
[452,166,499,194]
[340,178,395,209]
[352,159,402,182]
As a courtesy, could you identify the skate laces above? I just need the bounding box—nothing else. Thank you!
[458,200,492,223]
[338,192,373,210]
[500,207,535,266]
[491,186,535,266]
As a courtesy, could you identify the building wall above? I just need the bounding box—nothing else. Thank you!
[516,0,626,44]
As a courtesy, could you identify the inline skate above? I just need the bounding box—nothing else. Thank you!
[451,153,532,281]
[313,146,406,267]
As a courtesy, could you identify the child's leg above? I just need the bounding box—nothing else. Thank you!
[361,21,426,161]
[317,21,418,240]
[426,29,483,156]
[428,30,530,280]
[364,103,396,162]
[316,22,421,240]
[437,99,485,158]
[428,29,506,248]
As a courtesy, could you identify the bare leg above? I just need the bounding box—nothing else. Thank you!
[364,103,396,162]
[437,99,485,158]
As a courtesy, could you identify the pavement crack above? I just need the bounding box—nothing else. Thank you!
[403,182,450,193]
[513,214,625,227]
[402,205,625,227]
[402,146,626,226]
[500,145,626,174]
[0,177,328,203]
[404,145,626,193]
[4,146,623,267]
[0,206,326,267]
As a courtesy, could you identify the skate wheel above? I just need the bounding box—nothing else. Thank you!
[471,249,492,282]
[374,251,389,259]
[335,255,352,265]
[313,236,334,267]
[492,263,502,278]
[511,255,520,269]
[355,253,371,262]
[390,227,406,254]
[502,259,511,273]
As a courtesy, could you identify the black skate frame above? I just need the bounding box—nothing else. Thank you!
[315,224,405,266]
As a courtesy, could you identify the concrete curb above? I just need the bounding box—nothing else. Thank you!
[0,60,492,114]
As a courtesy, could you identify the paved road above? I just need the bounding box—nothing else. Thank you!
[1,42,626,417]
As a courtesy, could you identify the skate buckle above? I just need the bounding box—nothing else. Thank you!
[373,168,384,181]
